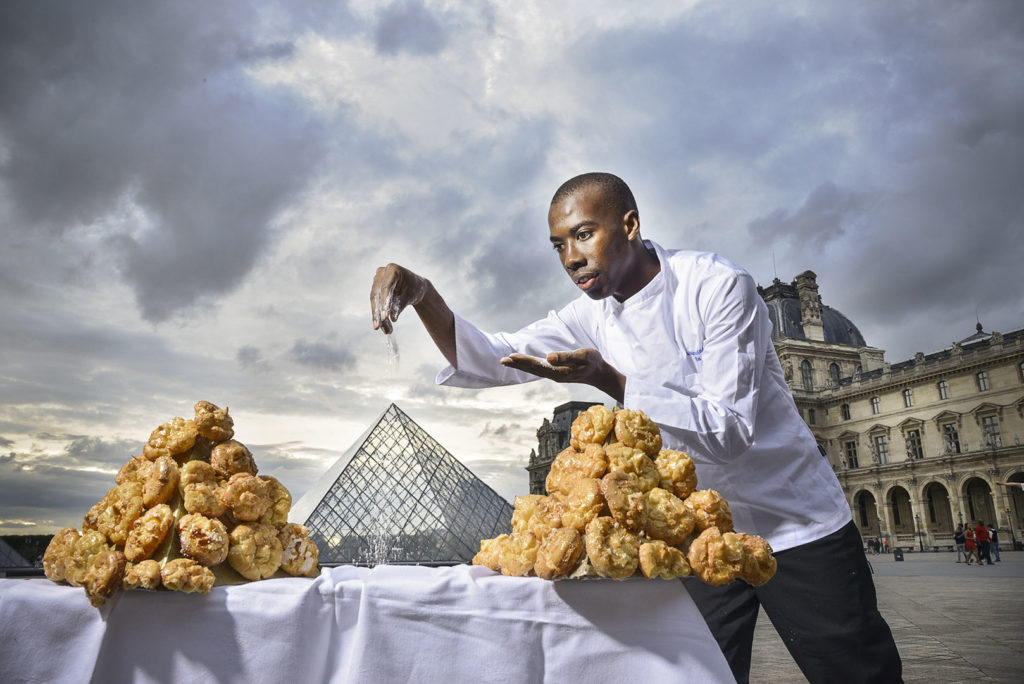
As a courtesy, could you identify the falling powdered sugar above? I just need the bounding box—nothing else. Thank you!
[384,333,400,370]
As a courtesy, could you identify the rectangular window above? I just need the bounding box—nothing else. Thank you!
[938,381,949,400]
[841,404,851,421]
[844,441,859,469]
[977,371,989,391]
[874,435,890,464]
[903,388,913,407]
[942,423,961,454]
[801,361,813,391]
[808,408,816,425]
[982,415,1002,448]
[871,397,881,415]
[905,429,923,459]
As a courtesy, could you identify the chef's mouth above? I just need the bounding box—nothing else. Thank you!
[575,273,598,291]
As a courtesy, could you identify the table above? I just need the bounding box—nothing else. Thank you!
[0,565,734,683]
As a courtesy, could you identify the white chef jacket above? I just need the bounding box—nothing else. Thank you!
[437,241,852,552]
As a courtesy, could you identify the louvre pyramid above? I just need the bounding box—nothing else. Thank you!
[0,538,30,568]
[290,403,513,566]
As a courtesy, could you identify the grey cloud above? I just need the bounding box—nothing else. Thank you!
[0,458,113,526]
[237,41,296,62]
[33,432,76,442]
[378,117,565,331]
[461,457,530,502]
[64,436,140,467]
[0,0,328,322]
[748,182,871,249]
[548,2,1023,364]
[375,0,448,56]
[478,422,522,439]
[405,364,458,402]
[291,339,356,372]
[0,437,15,448]
[0,520,37,529]
[243,441,345,499]
[237,345,271,372]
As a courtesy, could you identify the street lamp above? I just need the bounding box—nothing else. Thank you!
[915,513,924,551]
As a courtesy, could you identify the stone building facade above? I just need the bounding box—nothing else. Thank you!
[527,401,599,495]
[526,271,1024,551]
[771,272,1024,551]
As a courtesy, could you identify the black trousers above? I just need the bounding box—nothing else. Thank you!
[684,521,903,684]
[977,541,992,564]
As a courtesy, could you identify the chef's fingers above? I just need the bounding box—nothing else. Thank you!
[501,354,551,375]
[546,349,589,367]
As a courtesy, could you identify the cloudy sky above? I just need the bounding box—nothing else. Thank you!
[2,0,1022,537]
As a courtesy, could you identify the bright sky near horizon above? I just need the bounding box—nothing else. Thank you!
[1,0,1022,536]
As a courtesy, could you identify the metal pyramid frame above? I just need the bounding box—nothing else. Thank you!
[290,403,513,566]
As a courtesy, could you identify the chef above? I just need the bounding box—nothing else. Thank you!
[370,172,902,684]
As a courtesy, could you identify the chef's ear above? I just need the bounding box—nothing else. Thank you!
[622,209,640,241]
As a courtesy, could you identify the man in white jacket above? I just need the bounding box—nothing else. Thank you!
[370,172,902,683]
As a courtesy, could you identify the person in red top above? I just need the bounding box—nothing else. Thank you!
[964,527,978,565]
[975,521,994,565]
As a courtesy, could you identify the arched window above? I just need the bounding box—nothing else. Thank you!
[937,380,949,400]
[801,360,813,391]
[902,388,913,407]
[841,403,851,421]
[871,396,881,415]
[829,363,841,385]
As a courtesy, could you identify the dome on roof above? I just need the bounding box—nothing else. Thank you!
[959,321,990,345]
[758,277,867,347]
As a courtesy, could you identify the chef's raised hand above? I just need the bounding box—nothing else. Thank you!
[500,348,626,403]
[371,263,428,334]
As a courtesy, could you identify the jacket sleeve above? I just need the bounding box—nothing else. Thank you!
[436,306,594,389]
[622,268,775,464]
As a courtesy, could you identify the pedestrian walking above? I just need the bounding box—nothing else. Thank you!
[954,524,966,562]
[965,526,978,565]
[988,525,1001,562]
[975,522,993,565]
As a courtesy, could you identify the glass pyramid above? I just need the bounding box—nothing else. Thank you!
[0,538,31,568]
[290,403,513,566]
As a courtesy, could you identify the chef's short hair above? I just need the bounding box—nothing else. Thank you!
[551,172,637,217]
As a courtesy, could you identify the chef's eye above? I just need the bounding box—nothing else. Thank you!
[576,230,592,241]
[552,242,564,252]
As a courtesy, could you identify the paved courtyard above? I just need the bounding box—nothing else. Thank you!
[750,549,1024,682]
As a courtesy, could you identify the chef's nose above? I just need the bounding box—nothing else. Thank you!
[563,242,585,271]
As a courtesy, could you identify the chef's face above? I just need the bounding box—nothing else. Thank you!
[548,186,639,301]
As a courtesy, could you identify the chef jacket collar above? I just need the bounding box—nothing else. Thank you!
[604,239,667,315]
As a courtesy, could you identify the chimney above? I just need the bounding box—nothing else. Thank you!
[794,270,825,342]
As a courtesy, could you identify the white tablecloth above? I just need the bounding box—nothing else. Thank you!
[0,565,733,683]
